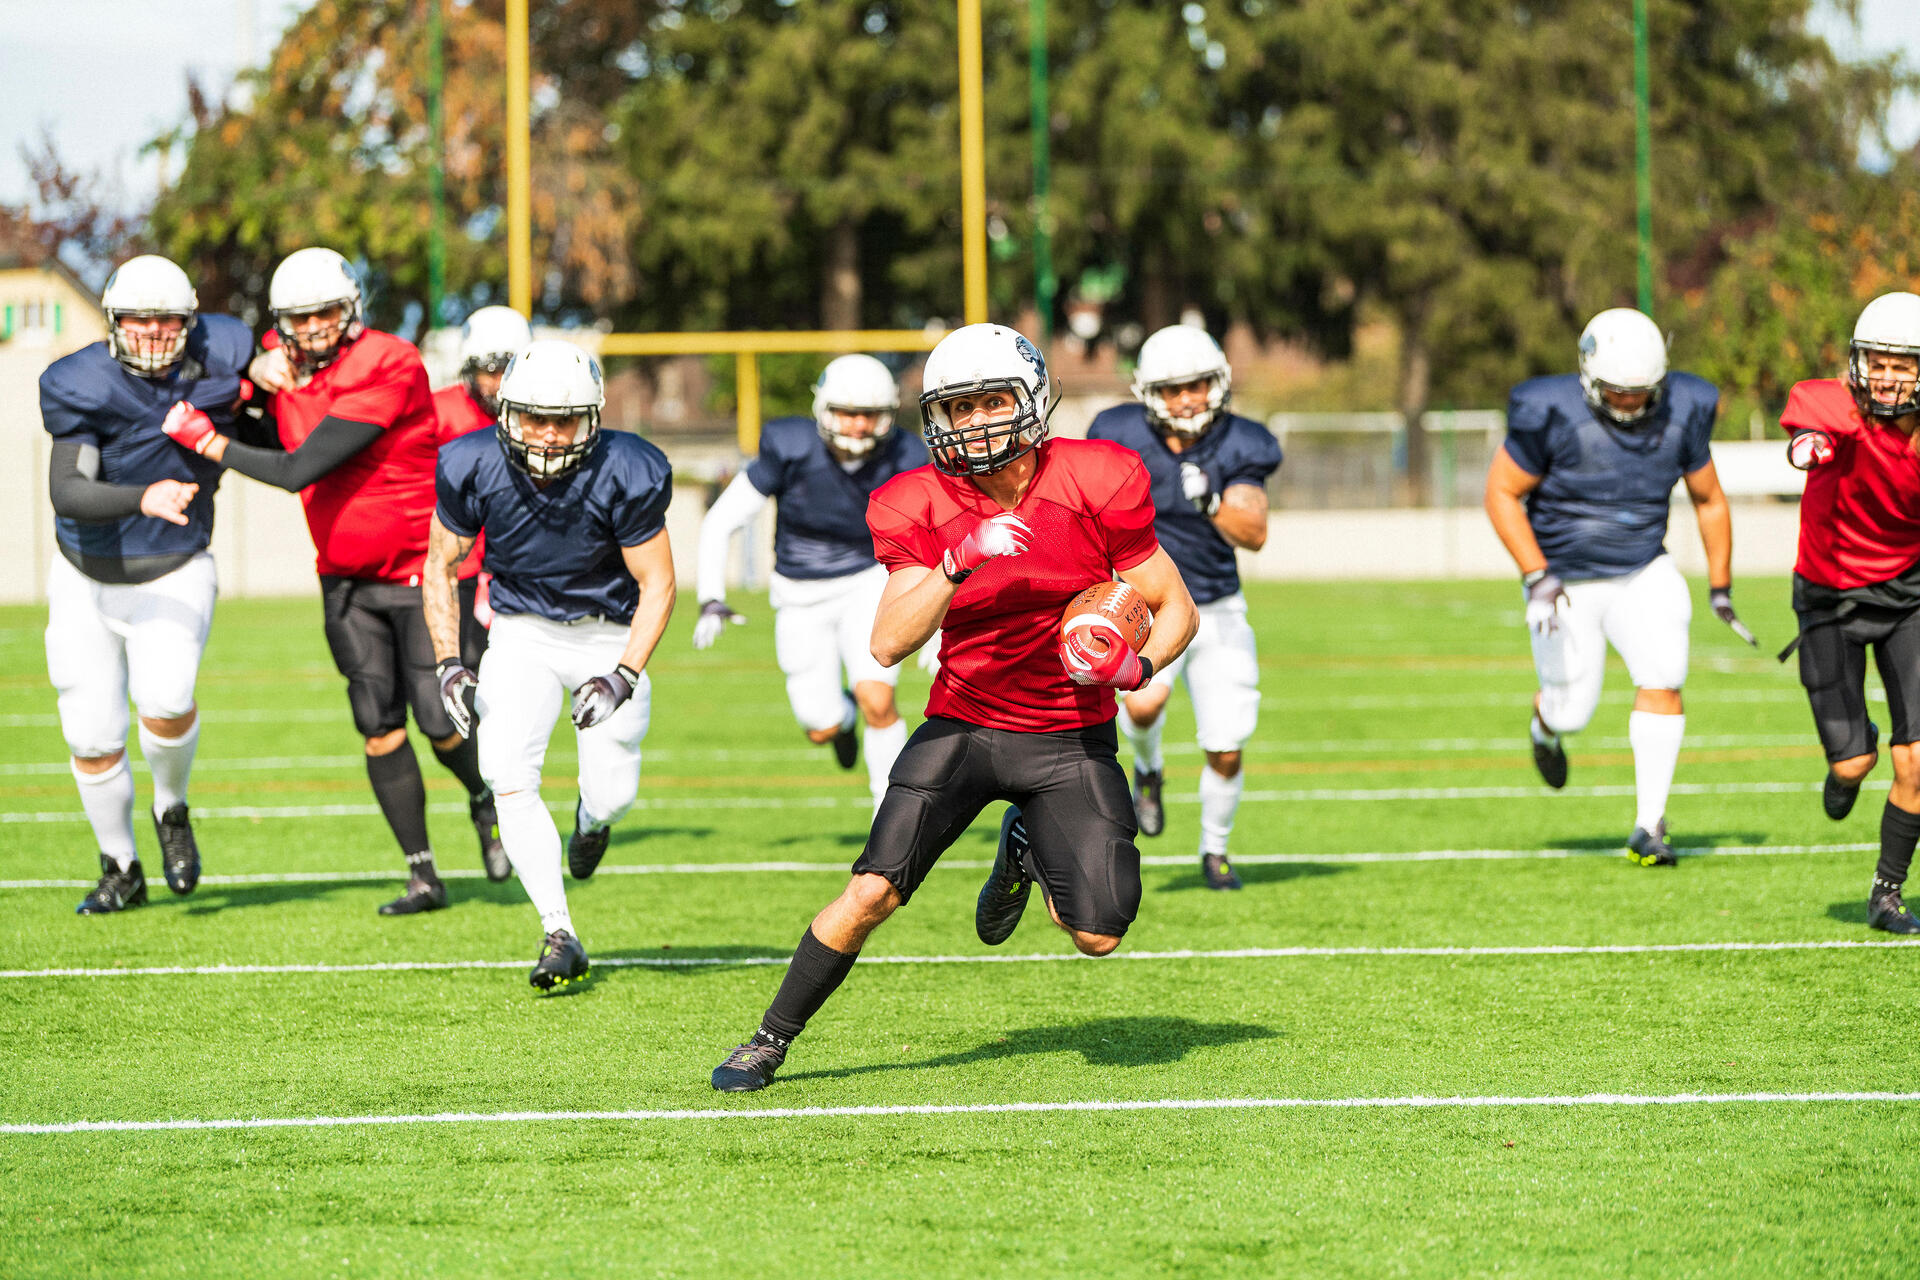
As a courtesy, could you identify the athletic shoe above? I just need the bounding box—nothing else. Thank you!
[151,802,200,895]
[975,807,1034,946]
[378,877,448,915]
[76,855,147,915]
[711,1030,789,1092]
[1133,767,1166,837]
[1201,853,1243,890]
[567,802,610,880]
[1868,885,1920,935]
[470,791,511,882]
[530,929,590,992]
[1823,722,1877,822]
[1626,825,1677,867]
[831,717,859,770]
[1530,714,1568,790]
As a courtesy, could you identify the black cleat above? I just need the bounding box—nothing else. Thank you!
[1869,882,1920,935]
[567,802,610,880]
[151,802,200,895]
[831,723,859,770]
[531,929,590,991]
[76,855,147,914]
[470,791,511,882]
[1201,853,1243,890]
[711,1030,789,1092]
[378,877,448,915]
[1530,715,1568,789]
[975,807,1035,946]
[1133,767,1166,837]
[1824,723,1877,821]
[1626,825,1677,867]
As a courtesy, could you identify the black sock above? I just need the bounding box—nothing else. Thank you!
[431,734,488,799]
[1875,801,1920,891]
[367,746,437,881]
[761,927,860,1042]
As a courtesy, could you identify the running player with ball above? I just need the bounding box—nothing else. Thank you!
[710,323,1198,1092]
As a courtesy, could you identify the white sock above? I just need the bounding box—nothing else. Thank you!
[1629,710,1685,834]
[494,789,573,936]
[72,757,137,870]
[1199,764,1243,856]
[863,719,908,809]
[839,692,858,734]
[1121,706,1164,773]
[1530,711,1561,747]
[139,716,199,816]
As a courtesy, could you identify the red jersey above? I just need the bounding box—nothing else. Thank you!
[1784,378,1920,589]
[267,329,440,583]
[431,384,491,580]
[867,438,1160,733]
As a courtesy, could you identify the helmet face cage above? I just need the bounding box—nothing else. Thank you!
[1580,373,1665,427]
[1138,369,1231,439]
[1848,342,1920,420]
[920,377,1050,477]
[461,353,515,418]
[816,405,896,458]
[499,403,602,480]
[275,297,363,373]
[106,308,194,377]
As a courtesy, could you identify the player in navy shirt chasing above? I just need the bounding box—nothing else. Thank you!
[41,255,251,913]
[424,340,677,992]
[1087,325,1281,890]
[693,355,929,807]
[1484,308,1751,867]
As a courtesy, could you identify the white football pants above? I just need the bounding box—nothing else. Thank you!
[1144,592,1261,752]
[1531,554,1692,735]
[770,564,899,731]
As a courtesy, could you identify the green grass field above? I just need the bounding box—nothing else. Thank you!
[4,577,1919,1278]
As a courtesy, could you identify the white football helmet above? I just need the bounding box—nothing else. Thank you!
[919,323,1053,477]
[459,306,533,416]
[1848,292,1920,420]
[269,247,364,372]
[496,339,606,479]
[1577,308,1668,425]
[101,255,197,377]
[1131,324,1231,438]
[812,354,900,458]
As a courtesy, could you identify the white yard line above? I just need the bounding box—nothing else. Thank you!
[6,1090,1919,1136]
[4,937,1916,981]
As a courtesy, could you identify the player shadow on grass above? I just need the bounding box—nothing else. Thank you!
[777,1015,1281,1082]
[606,826,717,847]
[1154,861,1347,893]
[176,878,532,916]
[764,831,870,849]
[1824,900,1870,925]
[1540,830,1770,852]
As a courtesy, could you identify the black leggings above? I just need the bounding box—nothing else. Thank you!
[1797,604,1920,762]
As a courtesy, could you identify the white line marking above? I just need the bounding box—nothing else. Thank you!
[6,937,1917,981]
[0,842,1879,891]
[7,1090,1920,1136]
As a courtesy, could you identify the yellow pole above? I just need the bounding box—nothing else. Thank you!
[956,0,988,325]
[505,0,532,316]
[735,352,762,454]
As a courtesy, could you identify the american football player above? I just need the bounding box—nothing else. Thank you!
[709,322,1199,1092]
[1777,292,1920,932]
[41,255,250,912]
[424,340,677,992]
[1484,307,1748,867]
[693,354,929,807]
[1088,324,1281,890]
[162,247,506,905]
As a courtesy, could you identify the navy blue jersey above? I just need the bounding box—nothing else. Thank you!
[435,428,673,624]
[1085,405,1281,604]
[744,416,931,580]
[1502,371,1718,580]
[39,315,253,565]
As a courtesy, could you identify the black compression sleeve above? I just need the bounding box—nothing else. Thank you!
[216,416,383,491]
[47,440,147,521]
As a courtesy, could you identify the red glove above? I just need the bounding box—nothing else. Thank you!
[1061,621,1148,689]
[1787,430,1834,471]
[942,513,1031,583]
[161,401,218,455]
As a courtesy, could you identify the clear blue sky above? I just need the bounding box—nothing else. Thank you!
[1,0,1915,208]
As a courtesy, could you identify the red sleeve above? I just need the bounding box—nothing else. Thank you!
[328,338,420,428]
[1097,453,1160,572]
[1781,380,1860,439]
[867,488,939,572]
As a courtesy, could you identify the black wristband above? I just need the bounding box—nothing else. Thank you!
[615,663,641,686]
[945,565,972,585]
[435,658,466,678]
[1135,655,1155,689]
[1522,568,1549,589]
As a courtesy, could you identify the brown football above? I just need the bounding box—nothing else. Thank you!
[1059,580,1152,654]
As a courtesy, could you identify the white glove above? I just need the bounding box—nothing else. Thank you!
[1180,461,1220,516]
[1523,570,1569,637]
[693,599,746,650]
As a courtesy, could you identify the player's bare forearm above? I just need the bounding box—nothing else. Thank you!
[618,531,678,673]
[872,565,957,668]
[1213,483,1269,550]
[1484,451,1548,575]
[423,518,475,663]
[1119,548,1199,672]
[1685,463,1734,590]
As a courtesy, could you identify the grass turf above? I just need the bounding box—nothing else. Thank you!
[3,577,1919,1278]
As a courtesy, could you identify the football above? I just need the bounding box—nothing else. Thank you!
[1059,580,1152,655]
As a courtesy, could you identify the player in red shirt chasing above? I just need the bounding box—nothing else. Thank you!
[1780,291,1920,932]
[711,323,1199,1092]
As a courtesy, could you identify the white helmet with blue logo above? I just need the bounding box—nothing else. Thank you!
[1578,308,1668,426]
[812,354,899,458]
[918,323,1053,477]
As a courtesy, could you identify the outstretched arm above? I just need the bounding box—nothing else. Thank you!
[164,401,381,492]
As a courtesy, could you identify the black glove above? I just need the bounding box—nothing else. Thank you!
[1710,587,1757,648]
[572,664,639,729]
[436,659,479,737]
